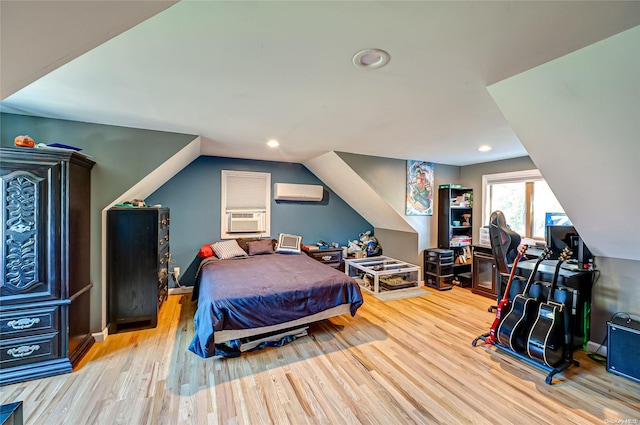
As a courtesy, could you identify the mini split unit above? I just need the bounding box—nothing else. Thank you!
[273,183,323,202]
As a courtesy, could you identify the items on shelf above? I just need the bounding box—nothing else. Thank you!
[450,236,472,247]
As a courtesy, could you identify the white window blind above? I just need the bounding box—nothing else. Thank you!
[225,173,269,210]
[221,170,271,238]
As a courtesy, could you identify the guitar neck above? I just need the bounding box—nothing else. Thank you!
[522,248,551,295]
[501,245,527,302]
[547,258,565,302]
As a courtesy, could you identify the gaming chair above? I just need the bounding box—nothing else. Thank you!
[488,210,522,308]
[489,210,521,275]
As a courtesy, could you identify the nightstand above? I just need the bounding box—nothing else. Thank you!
[303,247,343,269]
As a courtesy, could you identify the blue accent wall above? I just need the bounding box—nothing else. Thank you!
[145,155,372,286]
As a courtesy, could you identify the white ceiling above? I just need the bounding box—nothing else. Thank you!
[1,1,639,166]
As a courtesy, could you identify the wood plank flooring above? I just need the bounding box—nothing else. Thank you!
[1,287,638,424]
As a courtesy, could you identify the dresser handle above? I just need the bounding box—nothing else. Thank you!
[7,318,40,330]
[7,345,41,358]
[322,255,332,261]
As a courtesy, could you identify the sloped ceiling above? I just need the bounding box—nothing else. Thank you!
[0,0,177,99]
[2,1,639,261]
[488,26,640,261]
[2,1,640,166]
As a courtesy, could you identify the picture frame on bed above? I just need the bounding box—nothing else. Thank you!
[276,233,302,254]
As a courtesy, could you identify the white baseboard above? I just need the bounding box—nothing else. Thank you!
[587,340,607,357]
[92,327,109,342]
[169,286,193,295]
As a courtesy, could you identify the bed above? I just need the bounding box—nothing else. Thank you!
[188,249,364,358]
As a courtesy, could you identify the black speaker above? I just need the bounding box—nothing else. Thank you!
[607,317,640,384]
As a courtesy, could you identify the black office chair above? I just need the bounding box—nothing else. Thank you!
[488,210,522,311]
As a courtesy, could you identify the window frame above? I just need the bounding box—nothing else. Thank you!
[220,170,271,239]
[481,169,548,240]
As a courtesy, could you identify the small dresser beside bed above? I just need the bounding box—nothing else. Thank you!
[188,236,364,358]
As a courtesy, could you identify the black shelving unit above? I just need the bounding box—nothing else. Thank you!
[438,186,473,283]
[424,248,454,291]
[438,186,473,249]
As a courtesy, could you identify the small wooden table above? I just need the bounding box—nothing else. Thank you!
[344,256,422,294]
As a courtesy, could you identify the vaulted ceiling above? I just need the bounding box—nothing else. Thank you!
[2,1,638,166]
[2,1,639,261]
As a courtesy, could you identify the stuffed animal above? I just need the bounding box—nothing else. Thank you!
[347,231,381,257]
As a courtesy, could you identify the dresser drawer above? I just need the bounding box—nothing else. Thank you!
[0,305,61,339]
[305,249,343,268]
[0,331,62,369]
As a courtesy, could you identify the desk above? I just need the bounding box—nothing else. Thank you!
[501,260,594,348]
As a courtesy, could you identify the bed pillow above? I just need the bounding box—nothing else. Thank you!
[246,239,274,256]
[197,244,216,258]
[212,239,248,260]
[237,237,278,253]
[275,233,302,254]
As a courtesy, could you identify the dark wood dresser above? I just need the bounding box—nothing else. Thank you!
[0,147,95,385]
[303,247,343,269]
[107,207,169,333]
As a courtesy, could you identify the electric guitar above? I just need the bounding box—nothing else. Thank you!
[496,247,551,352]
[486,244,527,345]
[526,247,572,368]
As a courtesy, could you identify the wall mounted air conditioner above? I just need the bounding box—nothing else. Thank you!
[228,212,265,233]
[274,183,323,202]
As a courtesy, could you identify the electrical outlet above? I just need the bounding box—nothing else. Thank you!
[173,267,180,279]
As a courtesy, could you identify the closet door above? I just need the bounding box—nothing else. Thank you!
[1,161,61,304]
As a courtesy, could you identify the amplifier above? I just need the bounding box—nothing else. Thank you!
[606,317,640,384]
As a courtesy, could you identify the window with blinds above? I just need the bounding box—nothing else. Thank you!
[221,170,271,238]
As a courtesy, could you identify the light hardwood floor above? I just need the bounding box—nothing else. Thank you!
[1,287,638,424]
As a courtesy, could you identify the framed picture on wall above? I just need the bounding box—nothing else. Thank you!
[406,160,434,216]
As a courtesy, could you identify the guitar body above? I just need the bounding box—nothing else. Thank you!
[526,301,565,367]
[486,245,527,345]
[496,248,551,352]
[496,293,539,352]
[526,247,572,368]
[489,298,509,342]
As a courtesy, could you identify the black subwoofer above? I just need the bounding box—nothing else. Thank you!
[606,317,640,384]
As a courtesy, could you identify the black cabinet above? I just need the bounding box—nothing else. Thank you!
[472,246,500,299]
[0,147,94,385]
[107,207,169,333]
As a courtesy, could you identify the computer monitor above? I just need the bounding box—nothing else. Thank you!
[545,224,593,270]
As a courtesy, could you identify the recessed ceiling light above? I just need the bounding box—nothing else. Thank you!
[266,139,280,148]
[352,49,390,69]
[478,145,493,152]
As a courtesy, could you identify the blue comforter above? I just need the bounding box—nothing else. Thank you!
[188,253,364,358]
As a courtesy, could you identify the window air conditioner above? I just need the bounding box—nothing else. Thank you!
[228,212,265,233]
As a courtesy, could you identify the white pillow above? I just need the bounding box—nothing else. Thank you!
[276,233,302,254]
[212,239,248,260]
